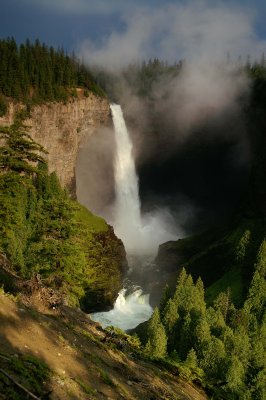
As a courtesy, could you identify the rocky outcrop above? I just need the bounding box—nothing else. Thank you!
[83,225,127,312]
[0,92,111,195]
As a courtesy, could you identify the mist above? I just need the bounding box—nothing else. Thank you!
[106,104,179,256]
[76,126,116,215]
[80,2,266,67]
[76,1,263,249]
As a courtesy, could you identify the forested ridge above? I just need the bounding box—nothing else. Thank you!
[0,37,105,115]
[137,259,265,399]
[0,36,265,399]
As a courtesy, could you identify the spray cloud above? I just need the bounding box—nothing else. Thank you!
[109,104,177,256]
[77,1,264,251]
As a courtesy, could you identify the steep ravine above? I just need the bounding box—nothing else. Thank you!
[0,91,111,195]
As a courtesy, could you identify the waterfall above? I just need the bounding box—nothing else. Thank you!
[110,103,176,256]
[91,104,177,330]
[91,288,153,330]
[110,103,142,254]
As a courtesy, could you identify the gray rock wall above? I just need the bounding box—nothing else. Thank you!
[0,93,111,195]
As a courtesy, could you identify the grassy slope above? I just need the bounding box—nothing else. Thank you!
[0,292,208,400]
[156,217,265,306]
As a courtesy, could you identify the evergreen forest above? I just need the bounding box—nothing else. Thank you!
[0,37,265,399]
[0,37,105,115]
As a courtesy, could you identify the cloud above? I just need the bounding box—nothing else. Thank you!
[79,1,260,140]
[76,1,259,236]
[152,63,249,133]
[79,2,266,68]
[21,0,149,16]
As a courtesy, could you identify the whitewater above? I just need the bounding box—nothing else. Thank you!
[91,104,176,330]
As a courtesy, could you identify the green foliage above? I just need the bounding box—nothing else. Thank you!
[99,369,115,387]
[144,307,167,358]
[143,258,266,398]
[0,37,105,103]
[244,240,266,322]
[225,356,246,393]
[0,122,124,310]
[206,265,244,307]
[235,229,251,263]
[0,353,51,399]
[162,217,265,310]
[104,326,142,353]
[178,348,205,382]
[74,378,97,396]
[0,119,46,175]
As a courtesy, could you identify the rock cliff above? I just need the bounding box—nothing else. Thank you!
[0,91,111,195]
[0,94,128,311]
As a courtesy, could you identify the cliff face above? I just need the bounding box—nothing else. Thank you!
[0,92,111,195]
[0,94,129,311]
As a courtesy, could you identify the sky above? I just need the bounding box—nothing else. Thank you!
[1,0,266,66]
[1,0,261,237]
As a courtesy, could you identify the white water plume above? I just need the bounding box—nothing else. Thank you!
[110,103,142,243]
[91,288,153,330]
[91,104,177,330]
[110,103,177,256]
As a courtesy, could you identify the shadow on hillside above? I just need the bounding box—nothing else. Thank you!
[0,296,84,399]
[0,293,208,400]
[0,330,53,399]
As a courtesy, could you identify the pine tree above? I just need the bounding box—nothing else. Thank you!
[179,347,205,382]
[199,336,226,380]
[163,298,179,334]
[159,283,171,317]
[145,307,167,358]
[244,240,266,323]
[185,348,198,370]
[163,298,179,352]
[225,355,245,394]
[0,118,46,175]
[0,38,105,103]
[214,288,232,323]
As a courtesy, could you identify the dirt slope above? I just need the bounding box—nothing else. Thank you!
[0,293,208,400]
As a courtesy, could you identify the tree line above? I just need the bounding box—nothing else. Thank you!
[0,37,105,113]
[140,262,265,399]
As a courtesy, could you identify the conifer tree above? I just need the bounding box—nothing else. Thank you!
[145,307,167,358]
[185,348,198,370]
[225,355,245,394]
[0,119,46,175]
[0,37,105,105]
[159,283,171,317]
[244,240,266,323]
[163,298,179,334]
[214,288,231,323]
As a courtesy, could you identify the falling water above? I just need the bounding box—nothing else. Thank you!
[109,103,143,254]
[91,104,176,330]
[91,288,152,330]
[109,103,176,255]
